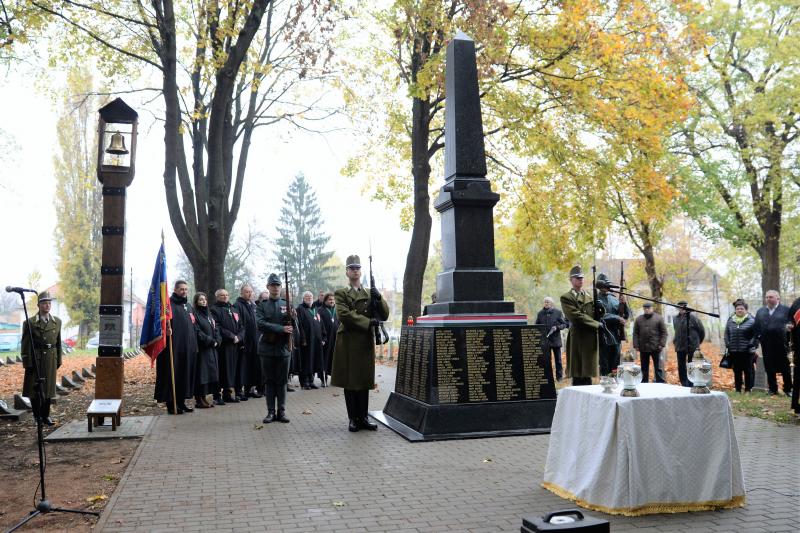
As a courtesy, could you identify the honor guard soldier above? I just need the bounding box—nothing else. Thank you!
[331,255,389,432]
[595,272,629,375]
[560,266,601,386]
[255,273,293,423]
[21,291,62,425]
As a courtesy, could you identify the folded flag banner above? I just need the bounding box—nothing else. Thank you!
[140,243,172,366]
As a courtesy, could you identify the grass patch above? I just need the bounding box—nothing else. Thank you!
[726,390,798,426]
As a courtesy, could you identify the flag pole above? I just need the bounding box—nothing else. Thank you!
[162,230,178,412]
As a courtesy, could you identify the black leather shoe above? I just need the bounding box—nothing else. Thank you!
[263,412,275,423]
[348,419,359,432]
[286,386,295,392]
[237,395,248,402]
[43,417,55,426]
[179,404,194,413]
[214,397,226,406]
[225,396,240,403]
[302,386,311,390]
[275,411,290,423]
[357,417,377,431]
[308,383,319,389]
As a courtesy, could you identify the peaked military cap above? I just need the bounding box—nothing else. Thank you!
[37,291,52,302]
[568,265,584,279]
[676,300,688,307]
[642,302,653,308]
[266,273,282,286]
[597,273,609,283]
[346,255,361,269]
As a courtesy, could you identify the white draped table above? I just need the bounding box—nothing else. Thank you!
[542,383,745,516]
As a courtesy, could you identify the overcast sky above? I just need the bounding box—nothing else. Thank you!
[0,61,435,298]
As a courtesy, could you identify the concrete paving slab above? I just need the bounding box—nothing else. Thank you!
[45,415,156,442]
[94,366,800,532]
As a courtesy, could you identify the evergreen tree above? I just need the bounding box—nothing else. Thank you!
[53,67,103,347]
[273,174,335,296]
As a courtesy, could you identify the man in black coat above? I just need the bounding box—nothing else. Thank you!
[234,284,262,399]
[673,302,705,387]
[296,291,326,389]
[211,288,244,403]
[754,290,792,396]
[787,296,800,416]
[154,280,198,414]
[535,297,569,381]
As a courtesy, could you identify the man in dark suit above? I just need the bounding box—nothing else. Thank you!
[754,290,792,396]
[535,297,569,381]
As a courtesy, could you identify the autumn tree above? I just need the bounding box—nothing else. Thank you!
[675,0,800,297]
[54,66,103,346]
[272,173,335,294]
[22,0,338,295]
[344,0,699,318]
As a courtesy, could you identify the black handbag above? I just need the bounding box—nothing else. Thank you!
[719,349,732,369]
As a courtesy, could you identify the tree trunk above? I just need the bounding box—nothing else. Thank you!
[759,221,781,298]
[641,242,664,314]
[402,96,433,320]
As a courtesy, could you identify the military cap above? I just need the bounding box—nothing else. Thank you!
[346,255,361,269]
[37,291,52,302]
[266,273,282,286]
[642,302,653,308]
[676,300,688,307]
[568,265,584,278]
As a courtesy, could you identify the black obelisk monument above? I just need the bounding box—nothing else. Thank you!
[373,33,556,441]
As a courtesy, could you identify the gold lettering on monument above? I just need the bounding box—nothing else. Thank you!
[465,329,490,402]
[493,328,520,401]
[521,328,544,400]
[435,329,462,404]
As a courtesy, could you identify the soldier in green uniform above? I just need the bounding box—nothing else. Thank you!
[20,291,62,426]
[255,273,293,424]
[560,266,600,386]
[331,255,389,432]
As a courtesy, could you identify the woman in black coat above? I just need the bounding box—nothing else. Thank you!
[211,289,245,403]
[725,299,758,393]
[193,292,220,408]
[318,292,340,382]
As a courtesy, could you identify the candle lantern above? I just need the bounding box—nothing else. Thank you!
[618,348,642,397]
[688,348,712,394]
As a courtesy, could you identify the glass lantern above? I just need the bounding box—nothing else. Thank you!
[96,98,138,185]
[688,348,712,394]
[618,348,642,397]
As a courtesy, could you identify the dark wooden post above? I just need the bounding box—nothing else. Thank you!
[95,98,138,409]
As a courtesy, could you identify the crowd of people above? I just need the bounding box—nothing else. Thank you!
[553,265,800,416]
[153,254,389,432]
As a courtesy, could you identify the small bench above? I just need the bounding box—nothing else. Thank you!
[86,399,122,432]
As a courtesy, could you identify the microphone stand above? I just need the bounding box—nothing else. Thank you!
[6,292,99,533]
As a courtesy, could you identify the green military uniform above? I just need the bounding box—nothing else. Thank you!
[331,285,389,390]
[331,254,390,432]
[21,309,62,400]
[255,273,291,423]
[560,267,600,382]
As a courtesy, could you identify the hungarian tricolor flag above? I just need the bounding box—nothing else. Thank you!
[140,242,172,366]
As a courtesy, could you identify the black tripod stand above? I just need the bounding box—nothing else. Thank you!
[5,289,99,533]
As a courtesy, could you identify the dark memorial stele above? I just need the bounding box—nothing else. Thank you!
[372,32,556,441]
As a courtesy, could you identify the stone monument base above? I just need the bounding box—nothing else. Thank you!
[377,324,557,441]
[373,394,555,442]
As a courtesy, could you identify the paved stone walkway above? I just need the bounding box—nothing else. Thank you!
[96,366,800,532]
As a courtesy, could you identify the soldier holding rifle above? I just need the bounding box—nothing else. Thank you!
[560,266,601,386]
[331,255,389,432]
[255,273,293,424]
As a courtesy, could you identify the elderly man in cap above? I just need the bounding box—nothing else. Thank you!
[331,254,389,432]
[673,301,705,387]
[560,266,600,386]
[255,273,293,423]
[20,291,62,426]
[632,302,668,383]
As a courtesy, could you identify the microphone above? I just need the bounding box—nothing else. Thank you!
[5,286,37,293]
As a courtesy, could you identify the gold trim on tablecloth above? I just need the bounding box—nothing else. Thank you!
[541,481,746,517]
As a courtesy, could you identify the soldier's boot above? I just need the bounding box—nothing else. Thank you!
[275,410,290,423]
[263,411,276,424]
[348,419,359,432]
[357,417,377,431]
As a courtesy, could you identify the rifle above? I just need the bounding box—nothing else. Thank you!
[284,262,305,351]
[618,261,628,341]
[368,253,389,345]
[593,265,614,347]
